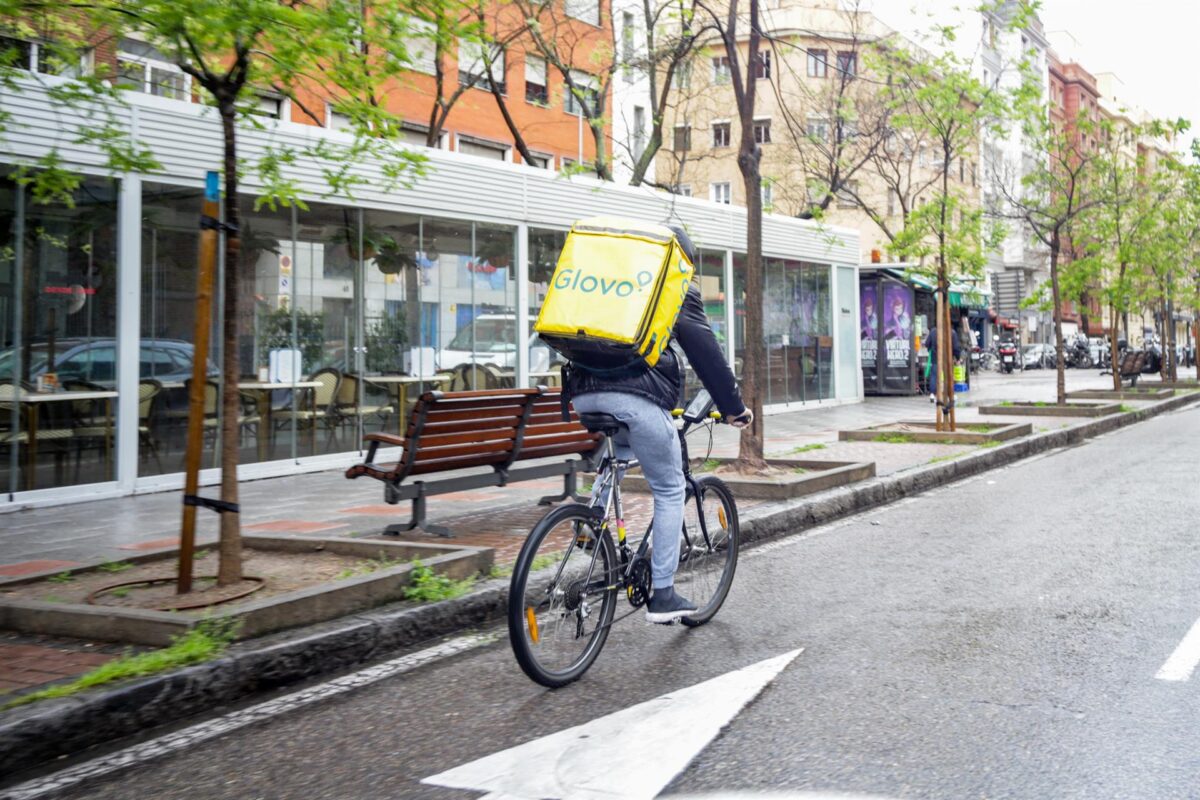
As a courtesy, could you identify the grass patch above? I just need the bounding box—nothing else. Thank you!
[2,619,238,709]
[791,467,809,474]
[697,458,722,472]
[927,453,964,465]
[46,571,74,584]
[335,554,410,581]
[998,401,1014,407]
[872,433,916,444]
[790,443,827,454]
[97,560,134,573]
[404,560,476,603]
[978,440,1001,449]
[1119,404,1136,413]
[963,424,995,433]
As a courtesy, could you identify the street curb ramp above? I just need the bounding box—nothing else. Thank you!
[1,391,1197,781]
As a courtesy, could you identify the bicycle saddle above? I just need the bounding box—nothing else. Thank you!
[578,412,626,435]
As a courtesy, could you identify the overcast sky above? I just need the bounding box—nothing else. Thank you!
[868,0,1199,146]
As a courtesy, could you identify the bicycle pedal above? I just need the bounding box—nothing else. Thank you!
[574,534,596,552]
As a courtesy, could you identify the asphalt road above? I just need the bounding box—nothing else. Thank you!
[26,403,1200,799]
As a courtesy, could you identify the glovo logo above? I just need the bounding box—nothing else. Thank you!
[553,268,654,297]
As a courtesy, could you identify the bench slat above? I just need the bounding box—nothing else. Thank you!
[411,439,514,462]
[422,407,525,424]
[414,429,519,449]
[410,452,511,475]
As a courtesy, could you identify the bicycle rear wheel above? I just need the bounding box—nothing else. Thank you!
[677,475,739,627]
[508,504,618,688]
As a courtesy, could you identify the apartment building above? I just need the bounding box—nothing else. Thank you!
[53,2,613,171]
[977,1,1050,344]
[657,0,980,266]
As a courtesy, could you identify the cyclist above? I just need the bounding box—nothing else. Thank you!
[566,225,752,624]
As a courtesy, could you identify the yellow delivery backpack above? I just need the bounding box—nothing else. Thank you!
[534,216,694,372]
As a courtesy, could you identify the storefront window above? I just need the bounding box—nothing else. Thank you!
[528,227,567,386]
[140,183,212,475]
[2,175,119,492]
[683,248,728,397]
[731,254,833,406]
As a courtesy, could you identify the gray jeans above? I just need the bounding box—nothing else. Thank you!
[572,391,683,589]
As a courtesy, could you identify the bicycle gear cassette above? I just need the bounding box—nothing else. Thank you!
[626,558,652,608]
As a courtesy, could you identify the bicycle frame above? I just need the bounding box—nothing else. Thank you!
[570,414,718,599]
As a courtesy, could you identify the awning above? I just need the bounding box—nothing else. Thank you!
[864,266,991,309]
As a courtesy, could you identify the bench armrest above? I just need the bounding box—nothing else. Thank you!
[363,432,406,448]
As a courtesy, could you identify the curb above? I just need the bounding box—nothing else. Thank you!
[2,391,1198,779]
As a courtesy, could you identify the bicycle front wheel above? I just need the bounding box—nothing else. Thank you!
[508,504,618,688]
[678,475,739,627]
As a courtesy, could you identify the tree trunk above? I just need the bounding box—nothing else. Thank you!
[217,102,244,586]
[737,164,766,468]
[1109,303,1121,392]
[1048,240,1066,405]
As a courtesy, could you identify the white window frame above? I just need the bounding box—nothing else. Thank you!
[753,117,772,144]
[456,133,513,162]
[524,151,554,169]
[807,49,827,78]
[524,54,548,105]
[251,92,289,120]
[712,56,731,84]
[710,182,731,205]
[401,15,437,75]
[806,115,829,143]
[459,39,506,94]
[673,184,693,197]
[116,38,191,101]
[712,120,731,148]
[563,69,597,116]
[564,0,601,26]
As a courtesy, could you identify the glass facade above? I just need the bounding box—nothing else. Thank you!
[2,167,850,502]
[2,175,120,493]
[732,253,834,406]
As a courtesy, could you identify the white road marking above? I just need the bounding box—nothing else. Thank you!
[423,648,804,800]
[0,633,497,800]
[1156,615,1200,681]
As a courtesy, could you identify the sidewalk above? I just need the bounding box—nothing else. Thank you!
[0,368,1190,701]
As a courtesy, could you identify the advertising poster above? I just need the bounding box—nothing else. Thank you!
[882,281,915,391]
[860,282,879,388]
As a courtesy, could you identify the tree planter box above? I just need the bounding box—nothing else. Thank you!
[623,459,875,500]
[978,401,1121,418]
[839,420,1031,445]
[1066,388,1175,401]
[0,536,492,647]
[1135,380,1199,390]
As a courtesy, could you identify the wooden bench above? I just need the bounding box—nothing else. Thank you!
[1116,350,1146,387]
[345,387,600,537]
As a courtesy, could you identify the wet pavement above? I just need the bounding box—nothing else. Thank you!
[24,393,1200,800]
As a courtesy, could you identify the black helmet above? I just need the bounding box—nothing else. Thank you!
[667,224,698,265]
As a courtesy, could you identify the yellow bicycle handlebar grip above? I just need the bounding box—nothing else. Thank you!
[709,411,723,419]
[671,408,685,417]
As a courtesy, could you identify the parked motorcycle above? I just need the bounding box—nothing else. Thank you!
[1065,335,1093,369]
[997,340,1019,374]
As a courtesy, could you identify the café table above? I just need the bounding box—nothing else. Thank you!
[6,389,117,491]
[236,381,322,461]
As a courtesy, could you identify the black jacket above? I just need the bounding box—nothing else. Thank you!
[565,283,746,416]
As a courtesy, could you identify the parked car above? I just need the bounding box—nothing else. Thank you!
[437,314,555,372]
[0,337,217,388]
[1021,343,1056,370]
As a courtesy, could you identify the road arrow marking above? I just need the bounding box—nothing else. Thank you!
[1156,614,1200,681]
[422,648,804,800]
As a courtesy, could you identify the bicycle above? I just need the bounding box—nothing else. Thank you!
[507,389,740,688]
